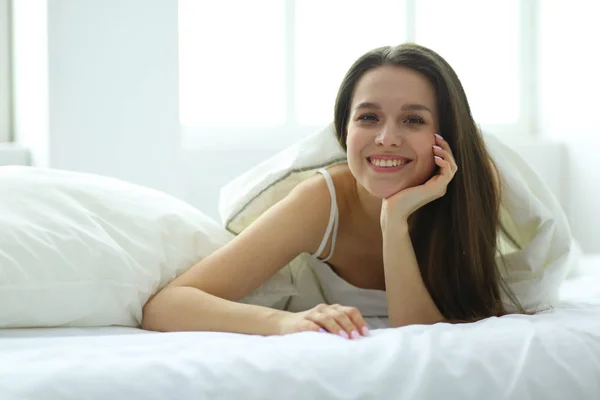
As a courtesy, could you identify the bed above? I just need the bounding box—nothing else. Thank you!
[1,255,599,400]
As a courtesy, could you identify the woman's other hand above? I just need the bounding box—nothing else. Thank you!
[277,303,370,339]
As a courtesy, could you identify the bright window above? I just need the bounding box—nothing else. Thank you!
[179,0,286,127]
[294,0,405,125]
[179,0,535,148]
[415,0,521,125]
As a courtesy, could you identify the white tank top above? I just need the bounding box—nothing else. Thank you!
[307,168,388,318]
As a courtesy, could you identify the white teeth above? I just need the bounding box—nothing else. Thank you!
[369,158,407,167]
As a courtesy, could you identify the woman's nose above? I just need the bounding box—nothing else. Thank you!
[375,124,403,147]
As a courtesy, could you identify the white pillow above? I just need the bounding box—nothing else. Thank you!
[0,166,233,328]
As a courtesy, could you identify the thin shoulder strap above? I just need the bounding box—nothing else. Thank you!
[312,168,339,262]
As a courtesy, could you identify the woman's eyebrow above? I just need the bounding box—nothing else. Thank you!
[401,103,432,113]
[353,102,432,113]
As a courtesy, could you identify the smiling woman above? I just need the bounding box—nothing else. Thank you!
[331,44,521,324]
[142,42,573,338]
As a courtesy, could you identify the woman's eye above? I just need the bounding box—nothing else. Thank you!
[405,115,425,124]
[358,114,378,122]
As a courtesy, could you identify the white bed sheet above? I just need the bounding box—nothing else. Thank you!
[2,257,600,400]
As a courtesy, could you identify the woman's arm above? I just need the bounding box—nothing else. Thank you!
[380,133,457,327]
[382,222,444,328]
[142,176,333,334]
[142,285,291,334]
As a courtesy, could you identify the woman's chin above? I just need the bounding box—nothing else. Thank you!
[367,186,407,200]
[364,174,432,199]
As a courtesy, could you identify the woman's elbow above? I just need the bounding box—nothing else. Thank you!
[141,288,172,331]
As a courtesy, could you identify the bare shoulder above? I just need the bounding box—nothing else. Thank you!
[325,163,357,216]
[286,163,356,246]
[285,170,335,250]
[289,167,345,238]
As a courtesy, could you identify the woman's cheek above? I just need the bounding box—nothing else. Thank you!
[414,156,437,185]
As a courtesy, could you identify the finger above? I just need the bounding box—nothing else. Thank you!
[434,156,453,180]
[305,304,332,331]
[434,134,455,159]
[433,146,458,174]
[433,136,455,158]
[432,145,452,159]
[434,133,449,149]
[434,133,457,155]
[323,306,361,339]
[306,320,326,333]
[296,321,326,334]
[306,311,347,339]
[336,305,370,337]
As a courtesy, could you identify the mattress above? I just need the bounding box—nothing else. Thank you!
[2,256,600,400]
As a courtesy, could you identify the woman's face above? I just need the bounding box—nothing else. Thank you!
[346,65,439,199]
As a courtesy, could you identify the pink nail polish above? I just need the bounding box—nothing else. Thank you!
[433,145,442,150]
[361,326,370,336]
[318,328,327,333]
[339,330,349,339]
[435,133,444,140]
[350,330,360,340]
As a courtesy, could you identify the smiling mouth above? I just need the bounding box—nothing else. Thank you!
[367,157,411,168]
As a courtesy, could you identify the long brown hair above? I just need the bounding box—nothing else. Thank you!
[334,43,526,322]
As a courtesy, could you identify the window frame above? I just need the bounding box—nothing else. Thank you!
[0,0,12,142]
[182,0,539,150]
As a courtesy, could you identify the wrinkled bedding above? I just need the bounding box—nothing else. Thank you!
[1,257,599,400]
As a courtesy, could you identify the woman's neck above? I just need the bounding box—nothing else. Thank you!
[352,177,416,236]
[353,179,383,229]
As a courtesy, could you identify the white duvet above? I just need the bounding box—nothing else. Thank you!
[2,257,600,400]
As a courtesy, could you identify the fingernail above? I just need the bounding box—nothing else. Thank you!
[339,330,349,339]
[435,155,442,160]
[361,326,370,336]
[350,330,360,340]
[318,328,327,333]
[435,133,444,140]
[433,145,442,150]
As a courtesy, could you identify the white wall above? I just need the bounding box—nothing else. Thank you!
[0,0,11,142]
[538,0,600,254]
[185,147,282,224]
[7,0,599,254]
[0,143,29,166]
[12,0,183,198]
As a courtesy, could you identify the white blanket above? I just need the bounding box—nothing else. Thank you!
[1,256,600,400]
[219,123,578,312]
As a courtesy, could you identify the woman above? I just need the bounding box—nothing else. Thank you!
[142,43,528,339]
